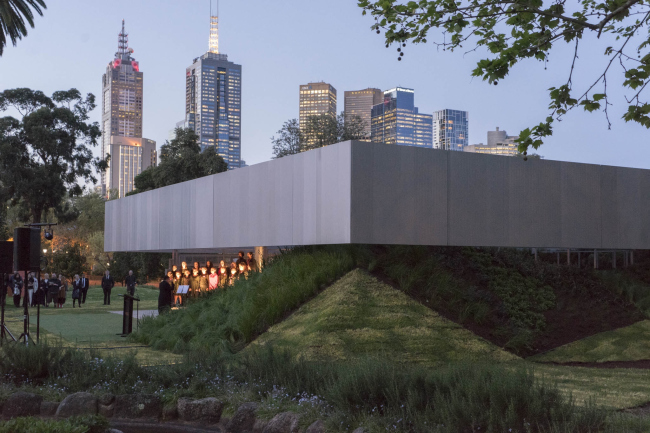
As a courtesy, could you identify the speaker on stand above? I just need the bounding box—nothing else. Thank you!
[13,228,41,345]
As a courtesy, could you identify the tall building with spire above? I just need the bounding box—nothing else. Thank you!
[185,11,242,169]
[101,20,157,198]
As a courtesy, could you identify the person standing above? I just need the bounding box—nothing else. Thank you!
[80,273,89,304]
[246,252,258,273]
[47,273,60,308]
[218,261,228,288]
[189,269,201,298]
[125,270,137,296]
[158,275,173,314]
[199,267,209,296]
[101,270,115,305]
[40,273,49,307]
[27,272,37,306]
[57,277,67,308]
[11,272,23,307]
[208,267,219,291]
[72,275,82,308]
[235,251,246,269]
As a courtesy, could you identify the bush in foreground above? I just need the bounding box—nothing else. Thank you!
[0,415,108,433]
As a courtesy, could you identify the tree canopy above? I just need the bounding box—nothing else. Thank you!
[129,127,228,195]
[358,0,650,152]
[272,113,366,158]
[0,88,103,223]
[0,0,46,55]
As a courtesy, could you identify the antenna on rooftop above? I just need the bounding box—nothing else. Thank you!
[209,0,219,54]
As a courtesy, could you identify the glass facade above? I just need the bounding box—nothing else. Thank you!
[186,52,242,169]
[343,88,382,141]
[433,109,468,151]
[370,88,433,148]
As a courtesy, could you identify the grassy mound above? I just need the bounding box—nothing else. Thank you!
[132,246,359,353]
[530,320,650,364]
[247,269,518,365]
[369,246,646,356]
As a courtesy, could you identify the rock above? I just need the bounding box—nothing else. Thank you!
[177,397,223,424]
[163,404,178,421]
[226,402,258,433]
[306,419,326,433]
[107,430,124,433]
[40,401,59,417]
[55,392,98,417]
[2,392,43,419]
[113,394,161,420]
[99,393,115,406]
[352,428,366,433]
[98,403,114,418]
[262,412,300,433]
[252,419,268,433]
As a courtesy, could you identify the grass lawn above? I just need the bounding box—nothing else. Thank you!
[533,363,650,409]
[529,320,650,363]
[2,285,181,365]
[246,269,519,366]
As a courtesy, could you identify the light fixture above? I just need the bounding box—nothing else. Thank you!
[42,249,47,254]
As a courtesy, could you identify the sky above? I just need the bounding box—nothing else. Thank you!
[0,0,648,170]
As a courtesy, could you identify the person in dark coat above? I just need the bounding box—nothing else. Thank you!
[189,269,201,298]
[47,273,61,307]
[101,270,115,305]
[199,267,209,296]
[72,274,82,308]
[39,273,49,307]
[235,251,246,268]
[80,273,89,304]
[125,270,137,296]
[247,252,258,273]
[11,272,23,307]
[158,275,173,314]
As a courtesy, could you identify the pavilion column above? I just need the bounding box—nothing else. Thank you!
[254,247,266,271]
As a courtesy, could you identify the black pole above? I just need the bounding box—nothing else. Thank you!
[36,269,40,343]
[0,273,5,345]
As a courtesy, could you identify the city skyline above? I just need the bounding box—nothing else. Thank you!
[0,0,647,172]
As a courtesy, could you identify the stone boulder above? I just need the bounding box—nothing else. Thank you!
[262,412,300,433]
[352,428,366,433]
[163,404,178,421]
[113,394,161,420]
[306,419,326,433]
[99,393,115,406]
[40,401,59,417]
[226,402,258,432]
[2,392,43,419]
[55,392,98,417]
[177,397,223,424]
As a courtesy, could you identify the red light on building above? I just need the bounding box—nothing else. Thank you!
[131,61,139,72]
[113,59,122,68]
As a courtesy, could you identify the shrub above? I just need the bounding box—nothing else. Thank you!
[0,415,108,433]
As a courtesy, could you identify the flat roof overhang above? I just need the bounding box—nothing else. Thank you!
[105,141,650,253]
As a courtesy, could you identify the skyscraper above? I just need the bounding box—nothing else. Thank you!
[433,109,469,151]
[344,88,383,141]
[299,82,337,130]
[464,127,520,156]
[370,87,433,148]
[101,20,156,199]
[185,13,242,169]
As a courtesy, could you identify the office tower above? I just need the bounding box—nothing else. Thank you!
[101,20,157,198]
[344,88,383,140]
[433,109,469,151]
[299,82,337,130]
[464,127,520,156]
[370,87,433,148]
[185,13,242,169]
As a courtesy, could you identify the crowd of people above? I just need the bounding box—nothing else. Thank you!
[3,272,90,308]
[157,251,259,313]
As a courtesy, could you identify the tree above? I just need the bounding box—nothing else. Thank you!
[358,0,650,153]
[271,113,366,158]
[0,0,46,56]
[46,241,89,280]
[0,88,103,223]
[129,127,228,195]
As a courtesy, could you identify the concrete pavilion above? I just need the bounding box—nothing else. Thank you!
[104,141,650,265]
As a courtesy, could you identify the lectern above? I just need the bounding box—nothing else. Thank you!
[118,293,140,336]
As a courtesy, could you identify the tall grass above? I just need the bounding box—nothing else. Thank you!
[0,343,608,433]
[132,246,358,353]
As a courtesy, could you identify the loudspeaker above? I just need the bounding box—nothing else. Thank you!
[13,228,41,272]
[0,241,12,274]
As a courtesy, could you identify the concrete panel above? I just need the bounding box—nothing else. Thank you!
[447,151,509,246]
[560,162,601,249]
[349,142,447,245]
[507,158,562,248]
[615,167,650,249]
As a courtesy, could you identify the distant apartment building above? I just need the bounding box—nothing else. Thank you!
[370,87,433,148]
[433,109,468,151]
[185,14,242,169]
[344,88,383,140]
[464,127,520,156]
[299,82,337,130]
[101,20,156,198]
